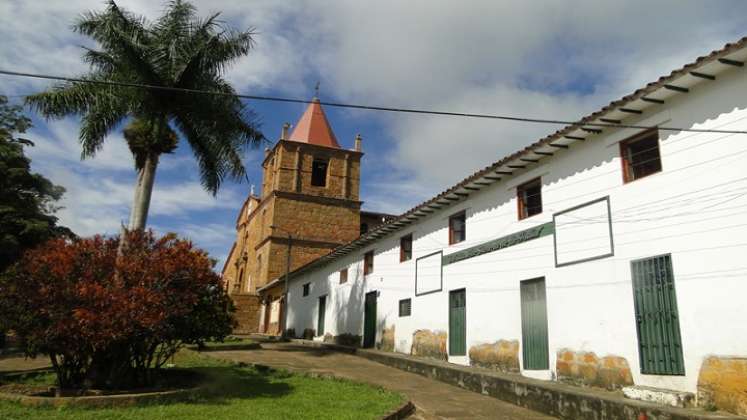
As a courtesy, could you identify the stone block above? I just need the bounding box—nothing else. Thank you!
[468,340,520,373]
[555,348,633,390]
[697,355,747,415]
[379,325,395,352]
[411,330,447,361]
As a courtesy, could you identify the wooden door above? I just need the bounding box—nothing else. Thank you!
[317,295,326,336]
[363,291,377,348]
[520,278,549,370]
[449,289,466,356]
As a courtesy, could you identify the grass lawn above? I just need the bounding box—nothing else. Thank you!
[0,350,405,420]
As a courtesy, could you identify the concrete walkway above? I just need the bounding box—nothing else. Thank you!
[205,341,556,420]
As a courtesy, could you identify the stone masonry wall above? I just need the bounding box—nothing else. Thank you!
[556,348,633,390]
[270,142,361,201]
[697,356,747,415]
[379,325,396,352]
[264,240,337,287]
[271,196,360,245]
[469,340,520,373]
[231,294,262,334]
[411,330,448,361]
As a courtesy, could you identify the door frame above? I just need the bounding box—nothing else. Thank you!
[363,291,377,348]
[448,288,467,356]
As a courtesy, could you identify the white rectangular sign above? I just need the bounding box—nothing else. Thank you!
[416,251,442,295]
[554,197,613,266]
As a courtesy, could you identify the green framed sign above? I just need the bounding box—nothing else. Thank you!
[442,222,554,266]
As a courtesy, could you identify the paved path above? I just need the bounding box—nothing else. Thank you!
[0,354,50,373]
[206,342,556,420]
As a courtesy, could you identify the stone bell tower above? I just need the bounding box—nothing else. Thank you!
[222,97,364,334]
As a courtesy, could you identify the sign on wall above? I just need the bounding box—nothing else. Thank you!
[553,196,614,267]
[415,251,443,296]
[442,222,554,266]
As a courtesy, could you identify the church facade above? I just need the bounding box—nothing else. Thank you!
[222,98,392,334]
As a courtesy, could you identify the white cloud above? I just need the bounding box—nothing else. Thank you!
[25,118,241,238]
[4,0,747,257]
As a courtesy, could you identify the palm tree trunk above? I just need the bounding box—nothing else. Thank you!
[129,152,159,231]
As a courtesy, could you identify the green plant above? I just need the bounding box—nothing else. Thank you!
[0,230,234,390]
[26,0,264,232]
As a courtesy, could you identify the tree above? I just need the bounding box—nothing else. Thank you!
[0,95,71,273]
[0,230,234,390]
[26,0,264,232]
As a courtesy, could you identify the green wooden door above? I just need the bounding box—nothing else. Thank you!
[317,295,326,336]
[520,278,549,370]
[449,289,466,356]
[631,254,685,375]
[363,291,377,348]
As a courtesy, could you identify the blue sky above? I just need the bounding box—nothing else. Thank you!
[2,0,747,268]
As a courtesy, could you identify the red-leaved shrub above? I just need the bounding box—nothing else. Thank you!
[0,230,234,390]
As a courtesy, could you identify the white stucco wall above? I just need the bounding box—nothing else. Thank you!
[286,63,747,394]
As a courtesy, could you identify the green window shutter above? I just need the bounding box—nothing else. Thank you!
[449,289,467,356]
[631,254,685,375]
[520,278,549,370]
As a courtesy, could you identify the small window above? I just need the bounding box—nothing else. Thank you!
[339,268,348,284]
[449,211,466,245]
[364,250,374,275]
[621,130,662,183]
[302,283,310,297]
[311,158,328,187]
[517,178,542,220]
[399,299,412,317]
[400,234,413,262]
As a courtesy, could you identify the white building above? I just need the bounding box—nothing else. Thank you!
[282,38,747,412]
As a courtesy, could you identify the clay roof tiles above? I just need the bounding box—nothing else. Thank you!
[287,98,341,148]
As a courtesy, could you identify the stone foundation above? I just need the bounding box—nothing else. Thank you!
[230,294,261,334]
[469,340,520,373]
[556,349,633,390]
[697,356,747,415]
[379,325,395,352]
[411,330,447,361]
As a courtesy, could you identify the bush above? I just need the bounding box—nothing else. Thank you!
[0,230,234,390]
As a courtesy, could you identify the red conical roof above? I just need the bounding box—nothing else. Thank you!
[287,98,340,148]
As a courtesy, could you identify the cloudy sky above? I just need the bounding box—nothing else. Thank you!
[1,0,746,268]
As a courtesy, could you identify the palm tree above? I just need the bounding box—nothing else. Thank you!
[26,0,264,231]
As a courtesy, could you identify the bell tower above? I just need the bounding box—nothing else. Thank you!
[223,97,364,334]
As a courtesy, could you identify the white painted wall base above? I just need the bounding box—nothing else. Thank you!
[448,355,469,366]
[522,370,552,381]
[622,386,694,408]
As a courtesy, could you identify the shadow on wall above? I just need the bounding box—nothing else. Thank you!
[333,264,366,346]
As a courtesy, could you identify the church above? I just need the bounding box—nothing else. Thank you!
[221,97,393,334]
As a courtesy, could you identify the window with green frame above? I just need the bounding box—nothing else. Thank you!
[631,254,685,375]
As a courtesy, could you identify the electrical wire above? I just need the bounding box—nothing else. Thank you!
[2,68,747,135]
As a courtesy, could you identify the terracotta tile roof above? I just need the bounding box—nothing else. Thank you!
[273,36,747,283]
[287,97,341,148]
